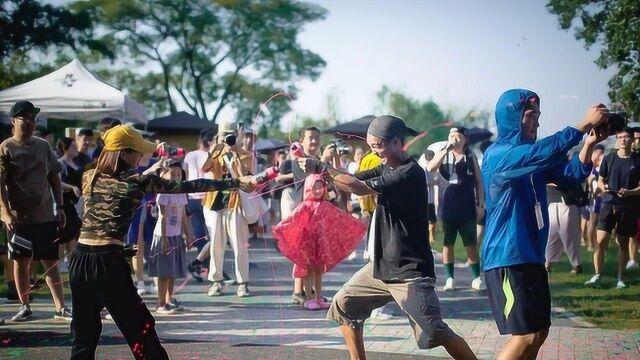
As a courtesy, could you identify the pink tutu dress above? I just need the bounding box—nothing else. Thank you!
[273,174,367,277]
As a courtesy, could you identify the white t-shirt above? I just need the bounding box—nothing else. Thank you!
[182,149,210,200]
[154,194,189,237]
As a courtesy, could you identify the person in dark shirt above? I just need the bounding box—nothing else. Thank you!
[585,127,640,288]
[426,127,484,291]
[323,115,476,360]
[74,128,94,171]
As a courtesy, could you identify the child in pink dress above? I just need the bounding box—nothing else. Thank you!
[273,174,366,310]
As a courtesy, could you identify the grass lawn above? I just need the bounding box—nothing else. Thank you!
[546,246,640,331]
[433,224,640,331]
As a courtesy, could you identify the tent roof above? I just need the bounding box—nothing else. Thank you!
[325,115,375,139]
[0,59,147,124]
[147,111,216,134]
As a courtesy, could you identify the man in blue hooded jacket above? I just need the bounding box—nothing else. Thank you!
[481,89,608,360]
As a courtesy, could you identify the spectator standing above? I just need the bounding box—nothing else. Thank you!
[585,127,640,287]
[0,100,72,322]
[74,128,94,171]
[426,127,484,291]
[203,119,254,297]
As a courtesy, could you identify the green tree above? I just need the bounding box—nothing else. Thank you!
[376,86,451,156]
[0,0,111,90]
[73,0,326,124]
[547,0,640,118]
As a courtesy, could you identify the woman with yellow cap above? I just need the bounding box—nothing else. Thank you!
[68,125,255,360]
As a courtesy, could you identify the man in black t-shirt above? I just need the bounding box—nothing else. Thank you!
[585,127,640,289]
[324,115,476,360]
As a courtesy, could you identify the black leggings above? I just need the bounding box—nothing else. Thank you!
[69,243,169,360]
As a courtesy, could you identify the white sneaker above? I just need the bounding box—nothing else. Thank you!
[208,282,223,296]
[371,307,394,320]
[136,284,147,296]
[626,260,639,270]
[584,274,601,288]
[616,280,629,289]
[443,277,455,291]
[347,251,357,261]
[471,276,486,291]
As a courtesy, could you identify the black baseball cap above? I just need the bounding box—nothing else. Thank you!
[10,100,40,117]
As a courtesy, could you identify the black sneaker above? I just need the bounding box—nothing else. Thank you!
[187,261,203,282]
[11,305,32,322]
[54,306,73,321]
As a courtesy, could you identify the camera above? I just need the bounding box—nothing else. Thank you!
[607,112,628,135]
[223,133,237,146]
[156,144,185,158]
[330,139,351,155]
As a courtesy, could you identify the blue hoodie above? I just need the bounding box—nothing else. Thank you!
[481,89,592,271]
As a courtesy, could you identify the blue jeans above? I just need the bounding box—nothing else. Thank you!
[188,199,209,251]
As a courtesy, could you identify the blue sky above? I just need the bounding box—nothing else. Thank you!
[47,0,613,137]
[293,0,613,136]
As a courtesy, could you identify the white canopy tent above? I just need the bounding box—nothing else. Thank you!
[0,59,147,124]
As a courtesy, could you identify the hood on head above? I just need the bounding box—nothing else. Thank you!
[495,89,539,145]
[303,174,326,201]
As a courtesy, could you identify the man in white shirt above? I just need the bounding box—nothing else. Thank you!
[183,130,214,280]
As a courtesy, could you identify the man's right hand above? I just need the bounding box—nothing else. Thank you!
[1,210,16,233]
[578,104,609,132]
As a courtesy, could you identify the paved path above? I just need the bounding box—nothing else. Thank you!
[0,237,638,359]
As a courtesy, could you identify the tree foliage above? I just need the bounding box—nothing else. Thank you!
[376,86,450,156]
[0,0,111,90]
[547,0,640,118]
[73,0,327,124]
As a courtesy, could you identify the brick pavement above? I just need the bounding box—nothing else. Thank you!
[0,237,638,359]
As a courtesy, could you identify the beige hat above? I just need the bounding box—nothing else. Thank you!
[218,119,237,134]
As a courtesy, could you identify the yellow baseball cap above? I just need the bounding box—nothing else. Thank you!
[103,125,157,154]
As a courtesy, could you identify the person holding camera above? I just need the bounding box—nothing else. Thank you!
[0,101,72,322]
[481,90,608,360]
[585,126,640,288]
[68,124,254,359]
[202,119,255,297]
[278,126,341,304]
[426,127,484,291]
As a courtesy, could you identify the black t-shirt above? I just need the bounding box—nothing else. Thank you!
[356,157,435,281]
[600,152,640,208]
[74,152,93,172]
[438,152,477,222]
[276,160,295,200]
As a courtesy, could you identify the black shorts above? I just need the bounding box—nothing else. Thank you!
[9,221,60,261]
[597,204,638,237]
[0,225,7,256]
[442,220,476,246]
[427,203,437,224]
[485,263,551,335]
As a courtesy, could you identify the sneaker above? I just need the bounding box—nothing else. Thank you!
[11,304,32,322]
[584,274,601,288]
[317,297,331,309]
[291,292,306,305]
[155,304,177,315]
[304,299,321,310]
[207,282,223,297]
[54,306,73,321]
[187,261,203,282]
[443,277,455,291]
[169,298,186,311]
[371,307,394,320]
[471,276,486,291]
[237,283,250,298]
[626,260,639,270]
[570,265,583,274]
[616,280,629,289]
[136,281,147,296]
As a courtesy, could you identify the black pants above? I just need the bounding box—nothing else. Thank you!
[69,244,169,360]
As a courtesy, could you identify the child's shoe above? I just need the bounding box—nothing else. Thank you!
[304,299,321,310]
[317,298,331,309]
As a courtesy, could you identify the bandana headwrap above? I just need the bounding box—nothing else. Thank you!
[367,115,418,140]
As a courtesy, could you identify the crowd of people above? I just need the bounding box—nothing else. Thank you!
[0,91,638,359]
